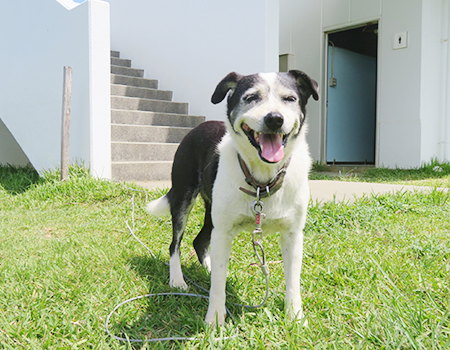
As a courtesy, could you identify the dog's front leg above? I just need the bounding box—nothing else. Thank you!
[280,230,305,321]
[204,228,233,326]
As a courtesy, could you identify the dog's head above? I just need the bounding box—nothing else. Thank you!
[212,71,319,164]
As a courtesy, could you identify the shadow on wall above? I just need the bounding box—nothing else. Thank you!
[0,119,31,168]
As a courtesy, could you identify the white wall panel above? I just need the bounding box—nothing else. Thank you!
[322,0,350,29]
[279,0,443,168]
[378,121,421,168]
[279,0,322,160]
[108,0,279,122]
[420,0,447,162]
[377,0,423,167]
[350,0,381,23]
[0,0,110,176]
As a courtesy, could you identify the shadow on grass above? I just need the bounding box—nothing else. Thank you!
[108,255,244,347]
[0,164,41,194]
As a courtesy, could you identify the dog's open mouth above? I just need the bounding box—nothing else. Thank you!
[242,123,288,163]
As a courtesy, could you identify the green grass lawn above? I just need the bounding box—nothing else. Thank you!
[0,164,449,349]
[310,159,450,188]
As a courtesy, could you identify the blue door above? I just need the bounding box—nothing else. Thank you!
[326,45,377,164]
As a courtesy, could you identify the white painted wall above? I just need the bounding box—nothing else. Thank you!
[279,1,322,160]
[377,0,423,168]
[280,0,450,167]
[88,0,111,178]
[0,0,111,177]
[421,0,450,162]
[107,0,279,122]
[443,0,450,161]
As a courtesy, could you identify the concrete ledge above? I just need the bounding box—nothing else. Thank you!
[111,84,172,101]
[111,124,191,143]
[111,65,144,77]
[111,109,205,127]
[111,57,131,67]
[111,96,188,114]
[111,161,172,181]
[111,74,158,89]
[111,141,178,162]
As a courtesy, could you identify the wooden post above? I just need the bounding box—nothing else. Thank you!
[61,66,72,181]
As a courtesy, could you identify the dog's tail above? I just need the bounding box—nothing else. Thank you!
[146,193,171,217]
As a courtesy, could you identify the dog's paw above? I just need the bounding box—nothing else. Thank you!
[169,277,188,290]
[204,309,226,326]
[286,307,308,327]
[202,256,211,273]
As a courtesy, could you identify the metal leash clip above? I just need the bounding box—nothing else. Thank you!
[251,187,269,277]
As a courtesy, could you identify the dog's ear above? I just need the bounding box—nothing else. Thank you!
[288,70,320,102]
[211,72,243,104]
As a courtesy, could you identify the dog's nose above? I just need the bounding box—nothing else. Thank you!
[264,112,284,131]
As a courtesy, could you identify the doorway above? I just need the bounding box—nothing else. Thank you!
[326,23,378,164]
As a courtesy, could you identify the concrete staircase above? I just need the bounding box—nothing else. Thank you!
[110,50,205,181]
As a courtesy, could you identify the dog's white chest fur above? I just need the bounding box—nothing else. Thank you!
[211,132,310,237]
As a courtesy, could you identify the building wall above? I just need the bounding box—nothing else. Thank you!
[107,0,279,122]
[0,0,111,177]
[420,0,449,162]
[279,1,322,161]
[280,0,450,167]
[377,0,422,167]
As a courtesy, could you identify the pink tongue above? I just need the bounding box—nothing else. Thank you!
[259,133,284,162]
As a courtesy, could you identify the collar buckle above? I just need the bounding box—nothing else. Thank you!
[237,154,289,198]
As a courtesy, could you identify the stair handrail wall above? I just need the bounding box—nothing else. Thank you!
[0,0,111,178]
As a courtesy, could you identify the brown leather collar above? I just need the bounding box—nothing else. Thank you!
[237,154,290,198]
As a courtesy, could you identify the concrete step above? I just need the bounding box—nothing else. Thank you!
[109,49,194,182]
[111,65,144,78]
[111,109,205,128]
[111,124,191,143]
[111,96,188,114]
[111,74,158,89]
[111,57,131,67]
[111,141,178,162]
[111,84,172,101]
[111,161,172,181]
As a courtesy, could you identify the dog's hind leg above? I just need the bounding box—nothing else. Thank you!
[168,190,197,290]
[204,226,233,326]
[193,200,213,272]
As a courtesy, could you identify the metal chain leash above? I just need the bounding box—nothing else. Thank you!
[106,184,271,342]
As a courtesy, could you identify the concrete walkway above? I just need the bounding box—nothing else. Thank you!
[308,180,447,203]
[136,180,448,204]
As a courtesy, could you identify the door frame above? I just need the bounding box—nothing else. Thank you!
[320,20,381,166]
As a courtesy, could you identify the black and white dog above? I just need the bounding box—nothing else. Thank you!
[146,70,319,325]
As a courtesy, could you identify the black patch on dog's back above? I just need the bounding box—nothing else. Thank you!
[170,120,226,203]
[167,121,226,265]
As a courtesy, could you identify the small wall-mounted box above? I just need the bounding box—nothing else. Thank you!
[279,53,295,72]
[393,32,408,50]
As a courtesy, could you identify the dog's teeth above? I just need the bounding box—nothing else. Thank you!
[255,132,260,143]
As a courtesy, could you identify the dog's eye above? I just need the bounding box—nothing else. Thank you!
[283,95,297,102]
[243,94,260,103]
